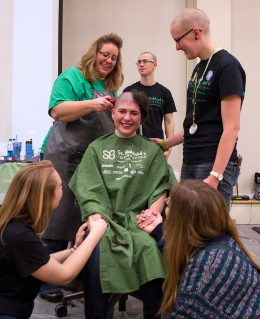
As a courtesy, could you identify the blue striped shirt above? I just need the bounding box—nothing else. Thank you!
[165,234,260,318]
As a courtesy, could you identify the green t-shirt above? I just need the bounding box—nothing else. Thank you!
[69,132,176,293]
[41,67,113,153]
[48,67,107,115]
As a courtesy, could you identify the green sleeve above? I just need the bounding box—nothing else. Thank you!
[48,67,117,116]
[48,68,93,116]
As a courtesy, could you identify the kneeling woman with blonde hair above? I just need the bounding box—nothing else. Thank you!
[137,180,260,318]
[0,161,107,319]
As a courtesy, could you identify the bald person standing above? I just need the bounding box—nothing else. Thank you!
[123,52,177,160]
[152,8,246,210]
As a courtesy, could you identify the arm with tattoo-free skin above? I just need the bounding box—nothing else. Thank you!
[151,129,184,150]
[50,96,114,123]
[163,113,175,160]
[203,95,241,189]
[31,216,107,285]
[137,193,166,228]
[137,211,163,233]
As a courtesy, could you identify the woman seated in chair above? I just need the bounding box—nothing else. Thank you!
[0,161,107,319]
[137,180,260,319]
[69,90,177,319]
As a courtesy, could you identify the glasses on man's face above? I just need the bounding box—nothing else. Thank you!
[136,59,155,65]
[98,50,118,62]
[175,28,202,46]
[164,197,170,208]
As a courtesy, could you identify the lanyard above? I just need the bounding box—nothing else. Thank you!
[189,44,217,135]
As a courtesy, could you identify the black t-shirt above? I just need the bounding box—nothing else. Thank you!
[123,82,177,139]
[183,50,246,164]
[0,219,50,319]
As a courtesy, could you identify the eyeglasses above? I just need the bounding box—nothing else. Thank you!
[164,197,170,208]
[136,59,155,65]
[98,50,118,62]
[175,28,202,46]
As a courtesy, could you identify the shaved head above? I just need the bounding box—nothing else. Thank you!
[139,52,157,63]
[115,90,149,123]
[114,92,134,109]
[171,8,210,34]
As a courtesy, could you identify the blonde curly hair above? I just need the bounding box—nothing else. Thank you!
[77,33,124,93]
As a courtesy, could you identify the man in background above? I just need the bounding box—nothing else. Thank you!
[123,52,177,160]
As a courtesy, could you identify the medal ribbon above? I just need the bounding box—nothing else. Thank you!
[192,43,217,124]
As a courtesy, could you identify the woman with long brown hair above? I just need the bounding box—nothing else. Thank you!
[137,179,260,318]
[40,33,124,302]
[0,161,107,319]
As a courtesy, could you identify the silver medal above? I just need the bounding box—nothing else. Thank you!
[189,123,198,135]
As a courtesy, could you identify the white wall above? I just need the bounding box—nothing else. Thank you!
[0,0,13,145]
[0,0,58,156]
[231,0,260,195]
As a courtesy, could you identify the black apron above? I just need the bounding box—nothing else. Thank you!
[43,84,115,240]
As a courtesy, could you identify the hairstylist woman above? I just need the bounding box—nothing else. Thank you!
[0,161,107,319]
[137,180,260,318]
[40,33,123,301]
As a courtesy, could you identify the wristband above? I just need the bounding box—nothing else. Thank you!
[161,139,169,152]
[70,246,77,253]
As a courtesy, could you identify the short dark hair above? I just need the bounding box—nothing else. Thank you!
[131,89,149,123]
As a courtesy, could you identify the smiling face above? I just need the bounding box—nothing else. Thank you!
[171,24,198,60]
[112,101,141,137]
[96,42,118,80]
[137,53,156,77]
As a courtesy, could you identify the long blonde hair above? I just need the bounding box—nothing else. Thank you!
[77,33,124,92]
[0,161,56,242]
[160,179,258,316]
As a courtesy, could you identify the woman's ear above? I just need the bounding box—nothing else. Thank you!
[112,108,115,119]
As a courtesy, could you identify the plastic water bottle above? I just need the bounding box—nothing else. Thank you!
[7,139,13,160]
[25,139,34,159]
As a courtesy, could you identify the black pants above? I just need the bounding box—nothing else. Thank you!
[83,242,163,319]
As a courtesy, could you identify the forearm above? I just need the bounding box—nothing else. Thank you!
[212,128,239,173]
[164,130,184,149]
[204,95,241,188]
[51,100,94,122]
[57,231,102,284]
[33,230,103,286]
[165,120,175,138]
[163,121,175,160]
[204,128,239,188]
[51,249,71,263]
[149,193,166,213]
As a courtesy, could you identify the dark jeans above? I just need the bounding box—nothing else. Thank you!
[39,239,68,295]
[83,242,163,319]
[0,316,18,319]
[181,161,240,211]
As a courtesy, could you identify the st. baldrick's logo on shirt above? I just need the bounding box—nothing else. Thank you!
[103,149,146,161]
[102,149,146,180]
[103,150,115,160]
